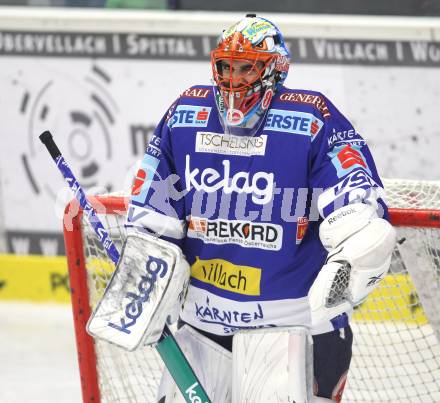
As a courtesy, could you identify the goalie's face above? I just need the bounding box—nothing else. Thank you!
[214,57,269,117]
[212,47,276,122]
[220,59,265,88]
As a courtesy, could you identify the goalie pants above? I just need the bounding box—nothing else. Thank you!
[179,321,353,401]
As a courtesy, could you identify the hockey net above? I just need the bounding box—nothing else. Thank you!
[64,178,440,403]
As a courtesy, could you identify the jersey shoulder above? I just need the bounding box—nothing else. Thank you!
[178,84,216,107]
[272,86,331,119]
[166,85,217,131]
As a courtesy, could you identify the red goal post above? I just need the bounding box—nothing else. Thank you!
[64,179,440,403]
[64,196,127,402]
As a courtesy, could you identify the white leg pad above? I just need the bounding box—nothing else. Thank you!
[156,325,232,403]
[232,326,314,403]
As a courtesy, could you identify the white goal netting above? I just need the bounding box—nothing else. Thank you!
[69,178,440,403]
[344,179,440,402]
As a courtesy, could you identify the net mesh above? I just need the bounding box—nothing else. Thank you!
[77,178,440,402]
[344,178,440,402]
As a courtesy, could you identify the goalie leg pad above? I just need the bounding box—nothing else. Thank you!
[87,233,190,350]
[232,326,314,403]
[156,325,232,403]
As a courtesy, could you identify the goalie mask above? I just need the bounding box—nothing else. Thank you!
[211,15,290,136]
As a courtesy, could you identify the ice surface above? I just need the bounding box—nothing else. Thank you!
[0,302,82,403]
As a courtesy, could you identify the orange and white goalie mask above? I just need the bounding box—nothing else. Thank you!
[211,15,291,136]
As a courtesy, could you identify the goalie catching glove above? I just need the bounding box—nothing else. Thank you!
[87,232,190,350]
[308,203,396,326]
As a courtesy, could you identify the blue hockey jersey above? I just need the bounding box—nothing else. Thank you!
[126,85,388,336]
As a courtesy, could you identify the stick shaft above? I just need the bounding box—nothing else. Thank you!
[40,130,120,263]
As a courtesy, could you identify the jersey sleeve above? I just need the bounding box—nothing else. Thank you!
[125,100,187,247]
[309,95,388,220]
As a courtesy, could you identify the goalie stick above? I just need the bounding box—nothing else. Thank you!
[39,130,211,403]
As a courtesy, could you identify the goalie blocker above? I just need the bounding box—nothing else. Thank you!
[309,202,396,325]
[87,233,190,350]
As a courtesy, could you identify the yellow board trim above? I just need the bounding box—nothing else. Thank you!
[0,254,70,303]
[353,274,428,325]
